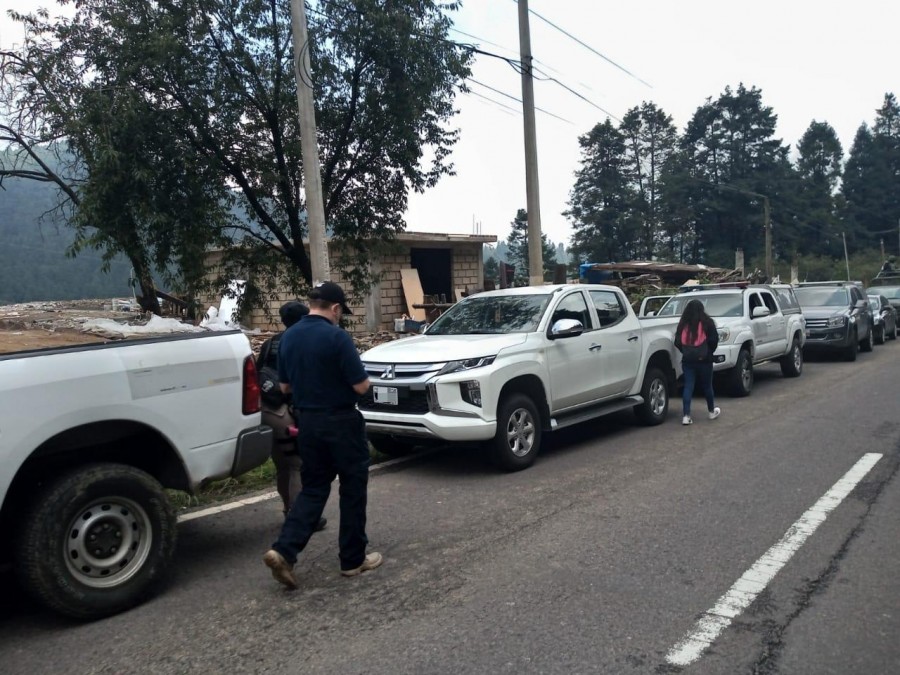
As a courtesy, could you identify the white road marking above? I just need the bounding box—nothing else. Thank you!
[177,447,443,523]
[666,452,883,668]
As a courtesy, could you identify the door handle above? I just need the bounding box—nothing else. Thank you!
[627,335,639,342]
[589,343,602,351]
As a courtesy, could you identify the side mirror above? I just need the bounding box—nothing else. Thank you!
[645,310,656,317]
[855,299,868,309]
[751,306,771,318]
[549,318,584,339]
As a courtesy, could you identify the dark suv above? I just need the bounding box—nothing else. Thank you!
[794,282,874,361]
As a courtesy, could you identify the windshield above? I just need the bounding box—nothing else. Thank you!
[657,293,743,318]
[426,294,550,335]
[794,287,850,307]
[875,285,900,300]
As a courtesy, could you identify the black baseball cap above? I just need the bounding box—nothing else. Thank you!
[279,300,309,327]
[309,281,352,314]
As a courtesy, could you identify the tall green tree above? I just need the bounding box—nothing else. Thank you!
[663,83,794,267]
[838,93,900,254]
[620,102,679,258]
[505,208,556,282]
[565,119,636,263]
[2,0,472,308]
[791,120,843,256]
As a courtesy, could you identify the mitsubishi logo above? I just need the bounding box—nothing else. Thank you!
[381,364,396,380]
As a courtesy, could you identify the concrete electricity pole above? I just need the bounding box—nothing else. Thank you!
[517,0,544,286]
[289,0,331,283]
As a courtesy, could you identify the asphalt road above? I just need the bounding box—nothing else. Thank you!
[1,343,899,674]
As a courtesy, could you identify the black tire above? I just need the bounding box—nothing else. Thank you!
[490,393,541,472]
[780,338,803,377]
[368,434,418,457]
[727,349,753,397]
[634,367,669,425]
[860,327,874,352]
[874,325,885,345]
[844,331,858,361]
[890,323,898,341]
[15,463,177,620]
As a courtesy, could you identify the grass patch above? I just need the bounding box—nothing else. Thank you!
[169,446,390,511]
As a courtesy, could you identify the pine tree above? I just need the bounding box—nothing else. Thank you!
[793,121,843,256]
[505,209,557,283]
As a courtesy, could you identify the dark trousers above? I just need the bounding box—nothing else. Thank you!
[682,361,715,416]
[272,409,370,570]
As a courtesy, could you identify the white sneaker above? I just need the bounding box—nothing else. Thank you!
[708,407,721,420]
[682,415,692,425]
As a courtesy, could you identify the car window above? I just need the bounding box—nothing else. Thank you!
[550,291,593,330]
[426,294,550,335]
[748,292,763,315]
[876,286,900,300]
[761,291,779,314]
[795,287,851,307]
[774,287,800,311]
[657,293,742,318]
[589,290,626,328]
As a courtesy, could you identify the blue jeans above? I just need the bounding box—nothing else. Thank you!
[272,409,370,570]
[682,361,715,416]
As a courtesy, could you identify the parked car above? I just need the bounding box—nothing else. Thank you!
[359,284,681,471]
[0,331,272,619]
[868,293,898,344]
[646,283,806,396]
[867,282,900,314]
[794,281,874,361]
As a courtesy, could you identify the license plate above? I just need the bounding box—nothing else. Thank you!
[373,386,399,405]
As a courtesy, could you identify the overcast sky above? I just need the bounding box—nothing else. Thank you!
[3,1,897,249]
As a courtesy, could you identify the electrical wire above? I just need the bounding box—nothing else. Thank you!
[518,2,652,88]
[467,78,573,124]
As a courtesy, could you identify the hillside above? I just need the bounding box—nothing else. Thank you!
[0,176,133,304]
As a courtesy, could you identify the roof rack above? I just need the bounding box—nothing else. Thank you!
[678,281,750,292]
[796,280,862,287]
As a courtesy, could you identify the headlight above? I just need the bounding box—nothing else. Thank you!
[717,327,731,342]
[827,316,847,327]
[437,355,497,375]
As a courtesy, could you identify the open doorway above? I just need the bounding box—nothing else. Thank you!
[410,248,452,301]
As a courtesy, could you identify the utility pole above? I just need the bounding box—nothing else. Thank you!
[289,0,330,283]
[517,0,544,286]
[842,232,851,281]
[881,238,886,260]
[763,196,772,281]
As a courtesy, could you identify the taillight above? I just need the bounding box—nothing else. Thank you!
[242,355,261,415]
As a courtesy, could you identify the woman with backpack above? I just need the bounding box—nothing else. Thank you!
[674,299,721,426]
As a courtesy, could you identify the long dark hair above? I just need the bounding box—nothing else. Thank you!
[677,299,710,344]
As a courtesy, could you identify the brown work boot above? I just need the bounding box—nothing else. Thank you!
[341,552,383,577]
[263,549,298,590]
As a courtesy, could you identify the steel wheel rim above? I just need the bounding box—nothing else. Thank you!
[506,407,536,457]
[649,378,667,416]
[63,497,153,589]
[741,358,752,389]
[793,344,802,371]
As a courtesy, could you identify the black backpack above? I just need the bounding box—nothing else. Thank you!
[257,335,288,408]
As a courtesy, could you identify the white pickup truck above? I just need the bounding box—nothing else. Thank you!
[0,331,272,619]
[359,284,680,471]
[644,283,806,396]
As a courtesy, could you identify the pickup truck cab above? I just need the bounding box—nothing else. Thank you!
[794,281,874,361]
[0,331,272,619]
[359,284,680,471]
[647,283,806,396]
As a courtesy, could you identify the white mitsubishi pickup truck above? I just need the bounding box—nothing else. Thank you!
[0,331,272,619]
[359,284,680,471]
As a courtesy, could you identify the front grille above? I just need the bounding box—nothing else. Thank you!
[805,318,830,329]
[359,388,430,415]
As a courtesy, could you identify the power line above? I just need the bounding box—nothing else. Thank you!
[467,78,573,124]
[520,2,652,89]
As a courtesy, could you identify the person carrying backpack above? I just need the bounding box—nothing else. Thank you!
[257,301,326,531]
[674,298,721,426]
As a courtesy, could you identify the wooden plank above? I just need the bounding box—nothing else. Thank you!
[400,268,426,321]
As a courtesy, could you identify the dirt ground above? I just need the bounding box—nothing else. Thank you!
[0,329,106,354]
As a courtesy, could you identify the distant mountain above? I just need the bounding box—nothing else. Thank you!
[0,176,133,304]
